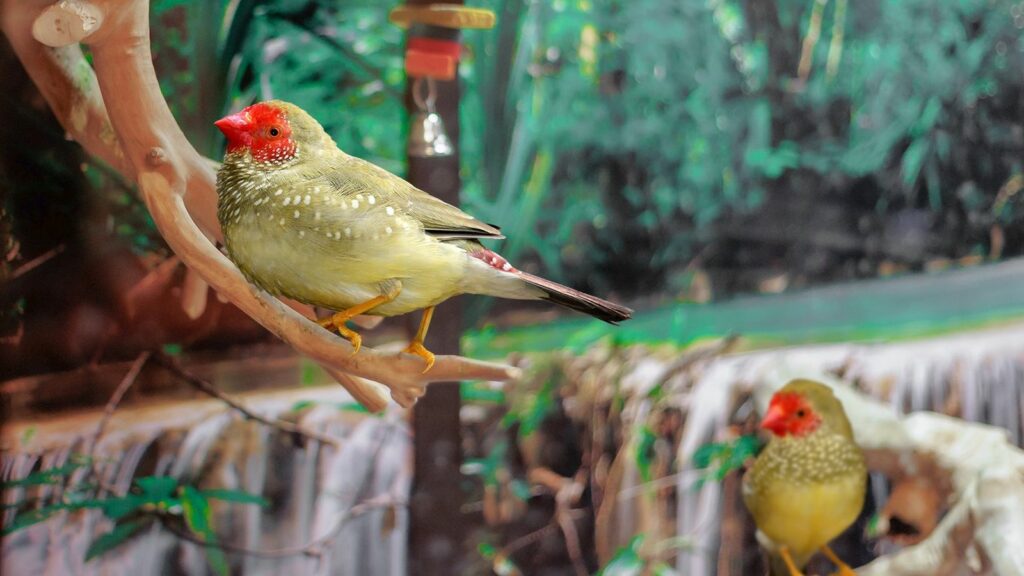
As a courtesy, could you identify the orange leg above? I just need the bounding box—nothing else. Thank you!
[402,306,435,372]
[779,547,803,576]
[822,545,855,576]
[319,287,400,354]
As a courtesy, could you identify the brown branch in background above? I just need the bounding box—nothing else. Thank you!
[151,353,341,448]
[523,466,589,575]
[9,244,65,280]
[502,522,560,558]
[797,0,828,84]
[161,496,405,558]
[825,0,846,79]
[556,510,589,576]
[86,351,151,494]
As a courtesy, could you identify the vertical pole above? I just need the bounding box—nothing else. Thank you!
[404,3,467,574]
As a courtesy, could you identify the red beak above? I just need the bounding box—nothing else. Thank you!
[214,111,252,149]
[759,403,788,435]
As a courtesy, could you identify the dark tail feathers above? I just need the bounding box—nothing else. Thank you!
[517,271,632,324]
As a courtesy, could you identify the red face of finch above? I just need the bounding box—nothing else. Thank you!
[759,391,822,437]
[215,103,297,163]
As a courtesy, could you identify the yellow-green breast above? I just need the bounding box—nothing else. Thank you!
[742,431,866,560]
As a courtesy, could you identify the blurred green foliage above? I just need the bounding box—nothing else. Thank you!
[691,434,762,485]
[1,455,267,574]
[9,0,1024,329]
[459,0,1024,301]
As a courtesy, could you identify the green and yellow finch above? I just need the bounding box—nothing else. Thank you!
[213,101,631,370]
[743,379,867,576]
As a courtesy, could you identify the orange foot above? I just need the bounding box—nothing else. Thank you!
[822,546,855,576]
[316,289,401,355]
[402,341,435,373]
[319,318,362,355]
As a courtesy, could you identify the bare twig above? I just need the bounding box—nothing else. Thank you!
[86,351,150,494]
[160,496,405,558]
[796,0,828,84]
[514,466,590,575]
[8,244,65,280]
[151,352,341,448]
[555,468,589,576]
[502,522,559,557]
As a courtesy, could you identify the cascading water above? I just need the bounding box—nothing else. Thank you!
[2,384,411,575]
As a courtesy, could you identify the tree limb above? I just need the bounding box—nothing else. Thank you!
[1,0,521,410]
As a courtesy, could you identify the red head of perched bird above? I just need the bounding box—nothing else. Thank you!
[214,101,632,370]
[742,379,867,576]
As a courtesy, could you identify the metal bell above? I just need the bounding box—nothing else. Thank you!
[408,76,453,158]
[408,109,454,158]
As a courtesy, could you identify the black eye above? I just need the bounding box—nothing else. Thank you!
[269,127,280,137]
[796,409,806,418]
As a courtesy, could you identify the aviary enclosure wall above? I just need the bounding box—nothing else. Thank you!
[2,0,1024,575]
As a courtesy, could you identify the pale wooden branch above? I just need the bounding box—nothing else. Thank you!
[32,0,102,47]
[851,413,1024,575]
[2,0,520,410]
[1,0,131,178]
[1,0,211,317]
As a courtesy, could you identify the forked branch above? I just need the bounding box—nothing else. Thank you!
[1,0,520,411]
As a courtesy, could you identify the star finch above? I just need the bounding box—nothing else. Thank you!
[743,379,867,576]
[214,101,631,369]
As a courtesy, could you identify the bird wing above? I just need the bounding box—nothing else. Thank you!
[324,155,504,240]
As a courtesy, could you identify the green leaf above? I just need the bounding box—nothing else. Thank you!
[509,478,532,501]
[598,535,645,576]
[864,512,883,539]
[478,542,497,558]
[182,486,229,576]
[85,519,149,561]
[181,486,211,535]
[136,476,177,500]
[338,402,371,414]
[161,343,183,356]
[512,379,557,439]
[300,361,318,386]
[460,381,506,404]
[19,427,36,446]
[634,426,657,483]
[692,436,762,485]
[200,489,268,507]
[691,442,725,470]
[901,138,931,187]
[293,400,375,414]
[2,504,65,535]
[102,495,147,520]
